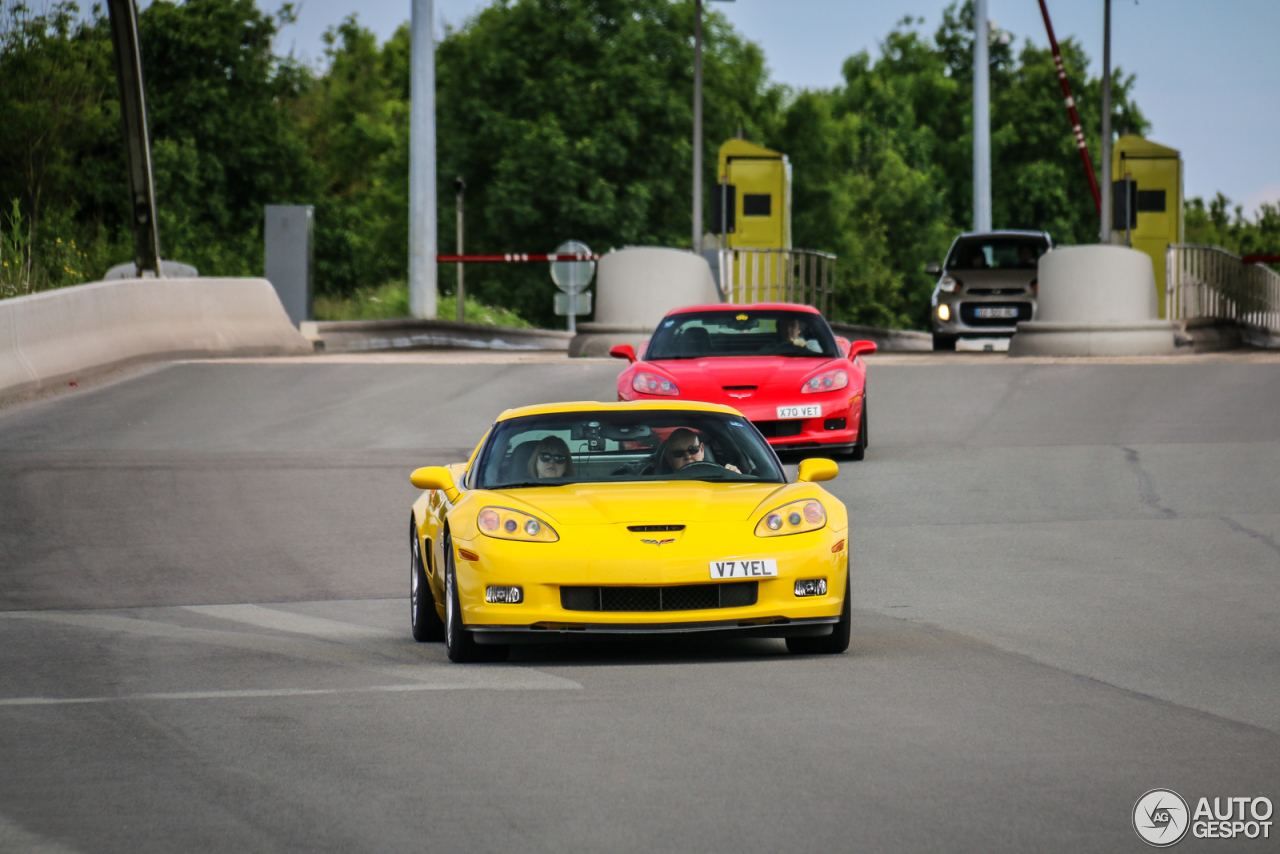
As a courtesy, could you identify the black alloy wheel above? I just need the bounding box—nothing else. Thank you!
[786,570,852,655]
[849,396,868,461]
[410,520,444,642]
[932,332,957,351]
[443,531,508,663]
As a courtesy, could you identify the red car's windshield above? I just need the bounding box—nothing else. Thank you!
[646,310,839,360]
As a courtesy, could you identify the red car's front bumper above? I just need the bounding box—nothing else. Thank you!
[620,390,863,450]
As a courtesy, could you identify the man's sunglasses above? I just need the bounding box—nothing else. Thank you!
[667,443,702,459]
[538,452,568,464]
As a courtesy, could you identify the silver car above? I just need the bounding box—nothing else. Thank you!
[928,230,1053,351]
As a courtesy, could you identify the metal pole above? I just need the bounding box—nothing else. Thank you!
[455,177,465,323]
[1100,0,1112,244]
[692,0,703,254]
[409,0,437,318]
[972,0,991,232]
[105,0,161,276]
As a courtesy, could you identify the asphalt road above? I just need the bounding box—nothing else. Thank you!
[2,351,1278,853]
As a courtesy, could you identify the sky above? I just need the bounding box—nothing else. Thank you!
[270,0,1280,217]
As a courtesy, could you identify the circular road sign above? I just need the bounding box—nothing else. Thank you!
[550,240,595,294]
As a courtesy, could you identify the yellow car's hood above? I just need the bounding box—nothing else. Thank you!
[481,480,791,525]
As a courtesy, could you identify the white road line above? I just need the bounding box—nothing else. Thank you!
[0,681,575,708]
[182,604,397,640]
[0,611,581,691]
[0,814,82,854]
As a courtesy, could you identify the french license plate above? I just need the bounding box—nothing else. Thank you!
[776,405,821,419]
[974,306,1019,319]
[710,558,778,579]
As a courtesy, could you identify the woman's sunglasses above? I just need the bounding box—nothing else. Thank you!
[538,452,568,464]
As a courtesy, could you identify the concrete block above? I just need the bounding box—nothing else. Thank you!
[0,277,312,400]
[594,248,720,329]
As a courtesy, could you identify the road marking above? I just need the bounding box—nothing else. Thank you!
[0,681,574,707]
[0,813,83,853]
[182,604,396,640]
[0,610,581,691]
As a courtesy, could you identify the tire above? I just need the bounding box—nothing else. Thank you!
[932,333,957,351]
[410,520,444,642]
[443,531,508,663]
[849,397,868,461]
[786,570,851,655]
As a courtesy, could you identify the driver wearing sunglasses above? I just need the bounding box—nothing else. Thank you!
[527,436,575,479]
[661,428,740,474]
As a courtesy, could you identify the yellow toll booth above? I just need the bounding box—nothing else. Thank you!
[712,139,791,250]
[1111,135,1184,316]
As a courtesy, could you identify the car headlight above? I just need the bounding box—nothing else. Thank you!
[938,275,960,293]
[801,369,848,394]
[477,506,559,542]
[632,372,680,396]
[937,303,951,321]
[756,499,826,537]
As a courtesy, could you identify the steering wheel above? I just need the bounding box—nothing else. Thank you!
[673,461,727,476]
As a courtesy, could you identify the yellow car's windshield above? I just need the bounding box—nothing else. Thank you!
[475,410,785,489]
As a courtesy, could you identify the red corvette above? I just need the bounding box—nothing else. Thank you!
[611,303,876,459]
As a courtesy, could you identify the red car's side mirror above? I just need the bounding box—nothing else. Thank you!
[849,340,878,358]
[609,344,636,363]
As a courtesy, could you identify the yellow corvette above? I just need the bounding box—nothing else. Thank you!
[408,400,850,662]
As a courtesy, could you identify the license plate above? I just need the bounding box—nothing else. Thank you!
[776,405,821,419]
[710,558,778,579]
[974,306,1019,319]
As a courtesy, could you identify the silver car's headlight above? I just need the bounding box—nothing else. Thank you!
[938,275,959,293]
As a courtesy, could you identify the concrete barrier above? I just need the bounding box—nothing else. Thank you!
[300,318,572,353]
[0,277,311,400]
[1010,245,1179,357]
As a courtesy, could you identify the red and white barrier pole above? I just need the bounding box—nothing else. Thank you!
[1037,0,1102,216]
[435,253,602,263]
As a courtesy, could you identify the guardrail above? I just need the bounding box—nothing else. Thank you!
[1167,244,1280,334]
[718,248,834,313]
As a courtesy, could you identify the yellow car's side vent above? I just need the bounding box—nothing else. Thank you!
[561,582,757,612]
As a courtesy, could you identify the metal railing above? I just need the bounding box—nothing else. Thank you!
[1167,244,1280,333]
[718,248,835,313]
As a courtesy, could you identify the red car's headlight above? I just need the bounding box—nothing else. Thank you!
[632,372,680,396]
[801,369,848,394]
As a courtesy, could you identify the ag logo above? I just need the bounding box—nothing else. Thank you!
[1134,789,1190,847]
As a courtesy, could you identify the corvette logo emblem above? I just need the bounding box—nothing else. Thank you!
[728,392,751,399]
[640,538,676,546]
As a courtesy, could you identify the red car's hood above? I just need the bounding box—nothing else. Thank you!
[644,356,840,395]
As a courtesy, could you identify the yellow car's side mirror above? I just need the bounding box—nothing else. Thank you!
[410,466,460,502]
[796,458,839,483]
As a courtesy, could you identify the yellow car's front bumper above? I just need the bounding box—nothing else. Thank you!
[451,524,848,641]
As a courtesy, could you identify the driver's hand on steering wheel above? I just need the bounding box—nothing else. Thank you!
[725,463,741,473]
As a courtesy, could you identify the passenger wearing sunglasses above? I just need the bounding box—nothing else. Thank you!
[527,436,575,479]
[659,428,740,475]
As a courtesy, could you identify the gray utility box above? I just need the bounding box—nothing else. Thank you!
[264,205,314,327]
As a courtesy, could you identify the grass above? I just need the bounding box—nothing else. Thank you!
[313,280,532,328]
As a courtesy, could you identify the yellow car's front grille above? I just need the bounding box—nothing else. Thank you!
[560,582,758,612]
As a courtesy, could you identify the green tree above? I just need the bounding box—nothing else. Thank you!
[433,0,781,327]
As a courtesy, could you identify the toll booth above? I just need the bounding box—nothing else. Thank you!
[711,139,792,250]
[1111,135,1183,316]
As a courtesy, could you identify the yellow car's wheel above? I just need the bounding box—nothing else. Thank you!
[786,570,851,655]
[410,520,444,642]
[443,531,508,663]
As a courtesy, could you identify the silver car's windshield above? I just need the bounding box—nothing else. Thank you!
[645,310,839,360]
[475,410,785,489]
[946,237,1049,271]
